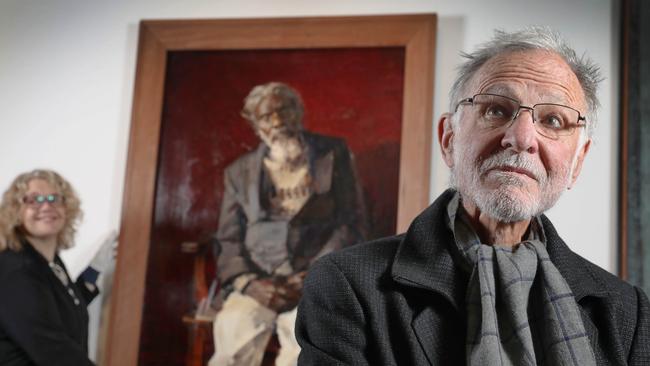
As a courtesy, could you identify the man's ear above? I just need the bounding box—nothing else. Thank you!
[568,138,591,189]
[438,113,455,168]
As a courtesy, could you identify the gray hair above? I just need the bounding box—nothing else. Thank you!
[241,82,305,126]
[449,26,603,138]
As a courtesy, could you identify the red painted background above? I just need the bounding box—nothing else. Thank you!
[139,47,405,365]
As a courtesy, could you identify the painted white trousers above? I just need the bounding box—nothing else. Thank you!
[208,292,300,366]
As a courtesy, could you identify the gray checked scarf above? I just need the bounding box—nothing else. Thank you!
[447,193,596,366]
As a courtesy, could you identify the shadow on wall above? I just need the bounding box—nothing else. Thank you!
[431,15,465,200]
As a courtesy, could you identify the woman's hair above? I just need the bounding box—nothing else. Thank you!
[0,169,82,252]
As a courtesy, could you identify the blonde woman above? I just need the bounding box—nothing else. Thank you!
[0,170,98,366]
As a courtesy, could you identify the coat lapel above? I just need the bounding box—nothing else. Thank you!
[391,189,467,365]
[311,151,334,194]
[389,192,611,365]
[304,132,334,195]
[245,143,266,222]
[542,215,610,302]
[541,215,611,354]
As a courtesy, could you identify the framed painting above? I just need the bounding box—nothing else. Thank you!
[620,0,650,295]
[106,15,436,366]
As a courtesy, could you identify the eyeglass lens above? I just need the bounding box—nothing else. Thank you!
[257,107,294,123]
[22,194,64,207]
[471,94,581,137]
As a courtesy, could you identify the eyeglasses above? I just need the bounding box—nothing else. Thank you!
[256,106,296,124]
[22,193,65,208]
[454,93,587,139]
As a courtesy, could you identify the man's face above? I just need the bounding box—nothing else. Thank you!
[439,49,591,222]
[253,93,302,145]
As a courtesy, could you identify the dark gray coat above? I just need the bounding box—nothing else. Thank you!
[296,189,650,365]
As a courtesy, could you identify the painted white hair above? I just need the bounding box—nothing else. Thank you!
[241,82,305,126]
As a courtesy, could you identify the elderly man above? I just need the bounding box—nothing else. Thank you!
[296,28,650,365]
[208,82,366,366]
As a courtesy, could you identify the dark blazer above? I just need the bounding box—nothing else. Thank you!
[296,189,650,365]
[214,132,367,285]
[0,241,97,366]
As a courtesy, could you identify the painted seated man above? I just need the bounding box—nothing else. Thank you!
[296,27,650,365]
[208,82,366,366]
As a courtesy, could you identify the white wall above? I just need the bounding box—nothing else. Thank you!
[0,0,618,359]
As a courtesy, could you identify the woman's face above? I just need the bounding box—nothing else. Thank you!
[20,179,66,243]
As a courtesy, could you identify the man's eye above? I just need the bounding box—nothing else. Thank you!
[539,114,565,129]
[484,104,510,120]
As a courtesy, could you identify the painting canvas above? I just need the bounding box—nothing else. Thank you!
[105,15,436,366]
[142,47,404,364]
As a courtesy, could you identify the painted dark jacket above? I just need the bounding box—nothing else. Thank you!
[0,240,98,366]
[296,189,650,365]
[214,132,367,286]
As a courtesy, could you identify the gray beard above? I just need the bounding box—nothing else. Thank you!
[262,133,306,166]
[450,150,571,223]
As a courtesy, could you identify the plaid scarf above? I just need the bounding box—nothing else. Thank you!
[447,193,596,366]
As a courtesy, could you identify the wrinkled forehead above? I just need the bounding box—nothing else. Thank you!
[255,93,292,115]
[468,49,587,110]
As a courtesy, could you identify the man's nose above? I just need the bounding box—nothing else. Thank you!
[500,108,539,154]
[269,112,283,127]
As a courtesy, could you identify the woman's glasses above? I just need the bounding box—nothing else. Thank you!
[22,193,65,208]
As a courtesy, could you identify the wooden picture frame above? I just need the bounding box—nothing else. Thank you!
[106,14,436,365]
[619,0,649,295]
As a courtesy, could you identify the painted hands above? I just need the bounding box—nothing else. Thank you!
[244,271,306,313]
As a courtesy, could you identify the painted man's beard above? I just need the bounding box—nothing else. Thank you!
[450,146,573,223]
[262,131,306,165]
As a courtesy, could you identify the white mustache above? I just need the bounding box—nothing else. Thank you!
[478,151,547,184]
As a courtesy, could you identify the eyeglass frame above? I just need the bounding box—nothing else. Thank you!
[254,105,298,124]
[21,193,66,208]
[453,93,587,138]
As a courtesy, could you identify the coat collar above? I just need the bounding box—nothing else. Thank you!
[540,214,610,301]
[391,189,610,365]
[390,189,467,311]
[21,237,63,267]
[391,189,609,309]
[20,238,70,289]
